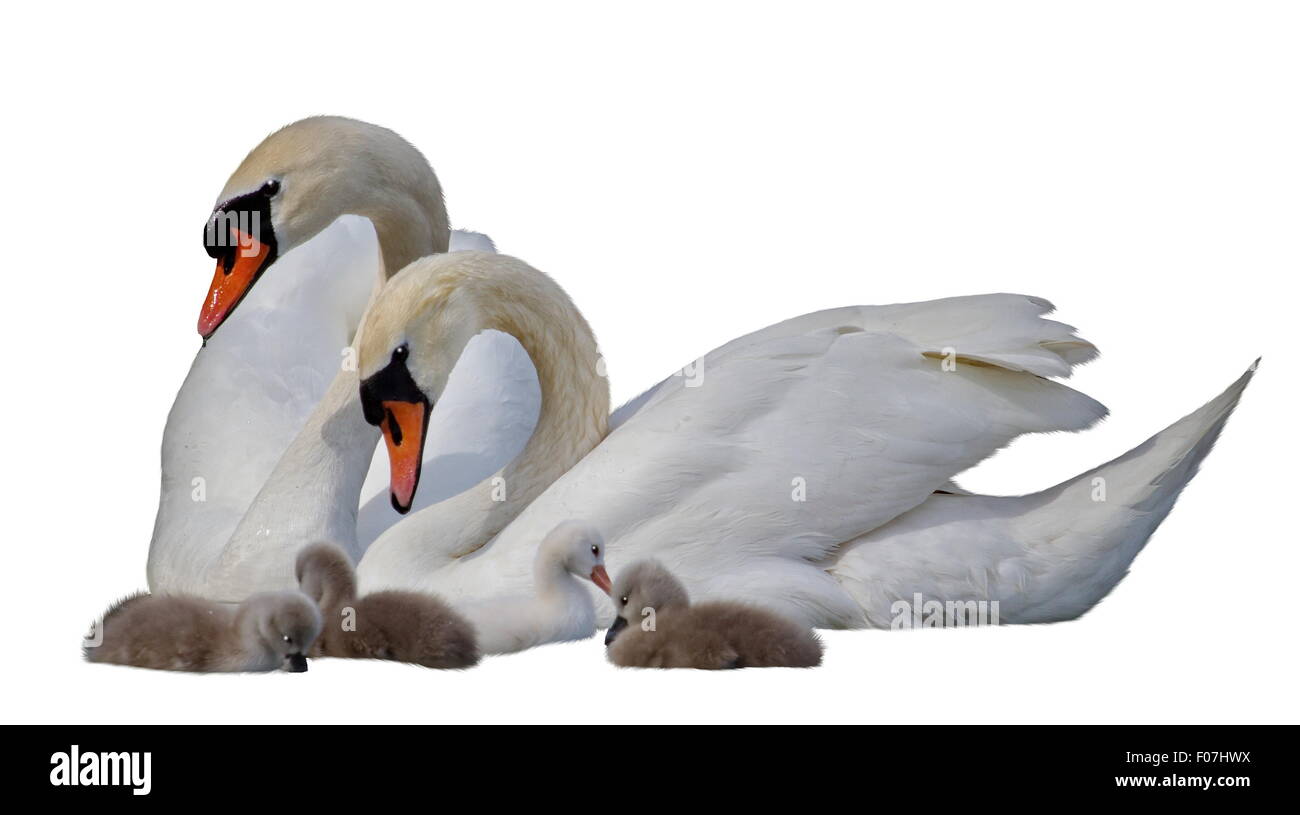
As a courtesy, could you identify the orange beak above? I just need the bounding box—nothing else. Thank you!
[590,565,612,595]
[198,228,273,338]
[379,400,429,514]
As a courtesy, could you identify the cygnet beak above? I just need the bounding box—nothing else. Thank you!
[590,565,612,594]
[285,653,309,673]
[604,616,628,646]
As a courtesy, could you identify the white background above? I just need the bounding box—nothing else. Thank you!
[1,1,1295,724]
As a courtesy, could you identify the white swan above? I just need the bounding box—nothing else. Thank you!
[459,520,611,654]
[352,251,1254,628]
[147,117,539,599]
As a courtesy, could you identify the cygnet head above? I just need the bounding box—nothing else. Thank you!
[538,520,612,594]
[242,592,323,673]
[605,560,690,646]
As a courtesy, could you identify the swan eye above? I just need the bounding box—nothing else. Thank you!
[261,179,281,197]
[591,544,599,556]
[619,596,628,606]
[282,635,292,644]
[393,344,409,363]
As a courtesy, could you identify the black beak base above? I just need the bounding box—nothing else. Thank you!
[604,616,629,647]
[359,347,429,428]
[285,653,309,673]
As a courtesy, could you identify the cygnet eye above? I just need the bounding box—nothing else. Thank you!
[620,596,628,606]
[393,343,409,363]
[282,635,292,644]
[261,179,281,197]
[591,544,599,556]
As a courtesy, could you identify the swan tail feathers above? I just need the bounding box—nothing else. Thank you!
[829,361,1256,628]
[1006,361,1258,621]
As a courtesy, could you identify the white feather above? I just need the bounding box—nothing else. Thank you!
[833,365,1255,626]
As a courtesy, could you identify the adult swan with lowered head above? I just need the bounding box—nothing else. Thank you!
[353,251,1253,627]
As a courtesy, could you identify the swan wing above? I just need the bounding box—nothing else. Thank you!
[447,229,496,253]
[422,294,1106,624]
[610,294,1095,428]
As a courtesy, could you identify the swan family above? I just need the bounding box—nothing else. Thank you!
[138,115,1252,648]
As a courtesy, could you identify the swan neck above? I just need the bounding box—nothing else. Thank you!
[532,552,580,600]
[213,368,378,595]
[313,563,358,617]
[481,299,609,515]
[368,198,449,279]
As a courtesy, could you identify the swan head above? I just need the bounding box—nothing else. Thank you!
[198,116,449,338]
[241,592,323,673]
[538,520,613,594]
[605,560,689,646]
[356,252,521,513]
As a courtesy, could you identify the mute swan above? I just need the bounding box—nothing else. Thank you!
[458,521,612,654]
[353,251,1254,628]
[86,591,320,672]
[605,560,823,669]
[295,543,478,668]
[147,117,538,599]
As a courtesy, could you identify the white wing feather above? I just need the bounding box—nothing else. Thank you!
[832,365,1254,626]
[390,294,1106,626]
